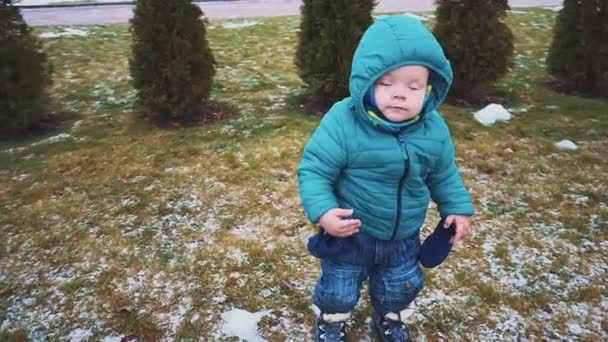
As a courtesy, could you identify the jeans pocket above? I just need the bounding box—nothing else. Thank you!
[314,259,364,312]
[383,265,424,307]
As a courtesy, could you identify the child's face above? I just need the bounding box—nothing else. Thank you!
[373,65,429,122]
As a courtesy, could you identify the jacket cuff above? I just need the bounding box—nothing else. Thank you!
[438,203,475,218]
[307,202,338,224]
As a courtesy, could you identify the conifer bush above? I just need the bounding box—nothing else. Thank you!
[295,0,375,111]
[130,0,216,124]
[0,0,53,138]
[547,0,608,97]
[433,0,514,104]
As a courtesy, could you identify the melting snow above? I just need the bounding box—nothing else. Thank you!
[31,133,72,146]
[67,328,92,342]
[164,166,192,174]
[221,309,272,342]
[102,336,123,342]
[544,6,563,12]
[473,104,512,126]
[223,21,259,29]
[228,248,249,265]
[568,323,584,335]
[39,28,89,38]
[556,140,578,151]
[403,13,428,21]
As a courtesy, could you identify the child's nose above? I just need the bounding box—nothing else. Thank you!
[392,85,407,100]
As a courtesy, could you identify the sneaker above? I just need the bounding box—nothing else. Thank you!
[314,318,350,342]
[372,311,412,342]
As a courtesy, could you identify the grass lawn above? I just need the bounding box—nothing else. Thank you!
[1,9,607,340]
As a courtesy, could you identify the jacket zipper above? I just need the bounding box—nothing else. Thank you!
[391,134,409,240]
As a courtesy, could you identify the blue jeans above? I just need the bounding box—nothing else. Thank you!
[313,231,424,316]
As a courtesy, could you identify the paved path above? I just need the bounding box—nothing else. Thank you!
[21,0,563,27]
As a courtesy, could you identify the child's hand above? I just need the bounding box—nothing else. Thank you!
[444,215,471,244]
[319,208,361,237]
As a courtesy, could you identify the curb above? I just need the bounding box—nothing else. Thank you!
[15,0,238,9]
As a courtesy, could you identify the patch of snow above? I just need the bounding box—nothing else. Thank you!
[184,241,200,251]
[213,295,227,304]
[473,104,512,126]
[222,21,259,29]
[544,6,563,12]
[102,336,124,342]
[228,248,248,265]
[164,166,192,174]
[31,133,72,146]
[556,140,578,151]
[231,224,263,240]
[72,120,82,129]
[49,267,76,285]
[203,212,221,233]
[509,107,529,113]
[68,328,92,342]
[120,196,139,207]
[12,173,31,181]
[168,192,202,212]
[403,12,428,21]
[221,308,272,342]
[129,175,146,183]
[568,323,584,335]
[191,313,200,323]
[564,194,589,206]
[22,297,35,306]
[39,28,89,39]
[144,184,156,191]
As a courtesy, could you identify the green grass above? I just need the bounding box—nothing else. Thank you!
[0,9,607,340]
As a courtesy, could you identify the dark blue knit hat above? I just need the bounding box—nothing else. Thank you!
[307,229,352,258]
[419,217,457,268]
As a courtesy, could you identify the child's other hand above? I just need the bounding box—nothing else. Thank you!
[319,208,361,237]
[444,215,471,244]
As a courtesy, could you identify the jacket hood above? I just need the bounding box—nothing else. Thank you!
[350,16,453,126]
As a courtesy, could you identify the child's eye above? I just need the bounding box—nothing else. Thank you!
[379,82,391,86]
[409,86,421,91]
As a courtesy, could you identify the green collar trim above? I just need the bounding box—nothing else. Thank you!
[366,106,420,132]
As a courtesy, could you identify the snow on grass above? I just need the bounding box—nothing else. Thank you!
[220,308,271,341]
[556,140,578,151]
[1,10,606,340]
[31,133,72,146]
[473,104,512,126]
[67,328,93,342]
[222,20,259,29]
[403,12,428,21]
[39,28,89,39]
[544,6,563,12]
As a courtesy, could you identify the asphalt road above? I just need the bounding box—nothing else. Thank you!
[20,0,563,27]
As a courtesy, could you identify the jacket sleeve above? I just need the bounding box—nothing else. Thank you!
[426,136,475,217]
[297,111,347,224]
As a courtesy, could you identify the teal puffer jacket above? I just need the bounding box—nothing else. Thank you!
[298,16,475,240]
